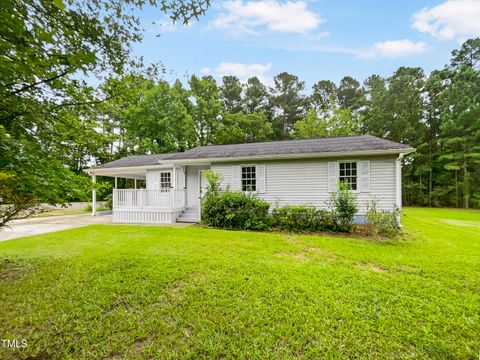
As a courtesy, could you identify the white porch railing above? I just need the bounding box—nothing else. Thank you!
[113,189,185,210]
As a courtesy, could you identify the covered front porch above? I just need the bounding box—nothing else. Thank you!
[113,188,185,223]
[86,159,209,224]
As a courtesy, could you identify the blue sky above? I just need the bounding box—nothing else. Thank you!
[133,0,480,90]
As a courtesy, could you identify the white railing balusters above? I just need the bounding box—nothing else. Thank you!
[112,188,186,210]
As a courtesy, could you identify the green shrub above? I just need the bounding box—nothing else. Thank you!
[318,209,340,231]
[204,169,222,196]
[104,194,113,210]
[365,200,402,238]
[272,205,337,232]
[329,182,358,232]
[202,191,270,230]
[201,171,358,234]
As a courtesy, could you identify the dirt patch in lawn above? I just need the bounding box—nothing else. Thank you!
[0,258,31,282]
[274,251,310,262]
[356,262,388,273]
[442,219,480,228]
[274,248,336,262]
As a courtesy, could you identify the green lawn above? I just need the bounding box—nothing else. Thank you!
[0,208,479,359]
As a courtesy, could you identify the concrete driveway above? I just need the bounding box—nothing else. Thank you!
[0,214,112,242]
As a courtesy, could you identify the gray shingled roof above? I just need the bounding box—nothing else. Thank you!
[90,153,178,169]
[90,136,413,169]
[165,135,413,161]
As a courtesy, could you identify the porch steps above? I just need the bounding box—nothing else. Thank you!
[177,206,200,223]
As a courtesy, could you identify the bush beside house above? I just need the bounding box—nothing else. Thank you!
[201,170,270,230]
[201,170,401,238]
[201,191,270,230]
[271,205,337,232]
[365,200,402,237]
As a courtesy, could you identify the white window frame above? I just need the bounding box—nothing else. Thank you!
[338,160,359,192]
[160,171,172,192]
[240,164,257,192]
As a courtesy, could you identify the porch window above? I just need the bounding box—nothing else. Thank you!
[241,166,256,192]
[339,161,357,190]
[160,172,171,192]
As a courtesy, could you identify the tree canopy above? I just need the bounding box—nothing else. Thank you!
[0,0,210,224]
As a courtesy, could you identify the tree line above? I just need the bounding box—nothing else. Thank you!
[93,39,480,209]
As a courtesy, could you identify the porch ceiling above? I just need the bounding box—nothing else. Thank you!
[87,168,146,180]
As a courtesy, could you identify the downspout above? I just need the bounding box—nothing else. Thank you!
[396,153,404,226]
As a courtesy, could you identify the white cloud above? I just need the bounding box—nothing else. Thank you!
[202,62,273,85]
[210,0,323,35]
[358,39,428,59]
[215,62,272,77]
[309,31,331,40]
[412,0,480,40]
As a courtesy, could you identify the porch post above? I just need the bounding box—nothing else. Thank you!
[91,174,97,216]
[114,177,118,189]
[134,179,137,189]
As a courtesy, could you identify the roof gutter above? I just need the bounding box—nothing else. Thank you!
[159,148,416,165]
[84,164,173,175]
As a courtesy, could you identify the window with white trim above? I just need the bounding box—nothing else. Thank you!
[339,161,357,190]
[160,172,171,192]
[241,166,256,192]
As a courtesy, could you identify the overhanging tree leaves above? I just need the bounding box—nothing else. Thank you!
[0,0,210,226]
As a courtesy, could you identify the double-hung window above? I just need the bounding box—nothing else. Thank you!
[160,172,171,192]
[339,161,357,190]
[241,166,256,192]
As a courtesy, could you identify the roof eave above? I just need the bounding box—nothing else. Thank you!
[84,163,174,176]
[160,148,416,164]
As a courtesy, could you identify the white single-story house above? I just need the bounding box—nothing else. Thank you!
[85,135,415,224]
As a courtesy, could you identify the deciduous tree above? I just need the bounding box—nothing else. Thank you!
[189,75,223,145]
[216,112,272,145]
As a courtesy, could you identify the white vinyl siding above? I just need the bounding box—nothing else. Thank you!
[176,167,186,189]
[232,166,241,191]
[212,156,397,214]
[146,170,160,189]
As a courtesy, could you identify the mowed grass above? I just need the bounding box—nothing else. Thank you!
[0,208,479,359]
